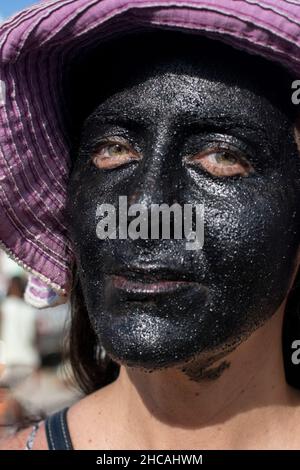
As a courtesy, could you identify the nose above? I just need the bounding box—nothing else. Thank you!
[124,129,184,242]
[127,129,179,208]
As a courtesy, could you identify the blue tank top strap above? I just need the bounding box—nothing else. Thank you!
[45,407,73,450]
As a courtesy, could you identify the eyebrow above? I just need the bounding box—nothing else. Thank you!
[86,111,145,128]
[173,110,267,132]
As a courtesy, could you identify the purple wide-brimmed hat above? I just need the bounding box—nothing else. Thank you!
[0,0,300,307]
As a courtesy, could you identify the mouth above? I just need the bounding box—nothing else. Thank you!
[111,274,195,294]
[104,265,205,300]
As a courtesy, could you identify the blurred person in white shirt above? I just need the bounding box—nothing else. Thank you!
[0,276,39,387]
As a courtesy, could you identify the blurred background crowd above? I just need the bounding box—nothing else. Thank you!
[0,250,82,439]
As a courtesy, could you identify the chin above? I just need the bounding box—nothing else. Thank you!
[93,310,240,371]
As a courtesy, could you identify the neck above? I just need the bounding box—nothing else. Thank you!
[111,301,299,449]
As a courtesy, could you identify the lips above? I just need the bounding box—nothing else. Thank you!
[103,261,206,303]
[103,266,208,314]
[111,274,195,294]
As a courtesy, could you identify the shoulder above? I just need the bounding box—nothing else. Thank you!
[68,383,114,424]
[67,380,120,449]
[0,421,48,450]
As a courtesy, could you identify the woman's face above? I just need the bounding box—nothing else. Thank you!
[67,41,300,374]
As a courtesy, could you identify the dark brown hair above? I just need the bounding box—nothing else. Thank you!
[68,264,120,395]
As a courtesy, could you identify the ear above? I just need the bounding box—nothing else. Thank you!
[294,113,300,153]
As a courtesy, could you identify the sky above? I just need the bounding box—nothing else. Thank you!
[0,0,38,21]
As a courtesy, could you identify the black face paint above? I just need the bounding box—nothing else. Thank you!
[66,33,300,379]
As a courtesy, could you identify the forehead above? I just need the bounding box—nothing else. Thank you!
[87,59,291,141]
[94,62,273,126]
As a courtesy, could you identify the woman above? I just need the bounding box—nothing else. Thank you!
[1,0,300,450]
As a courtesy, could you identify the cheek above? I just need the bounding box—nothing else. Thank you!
[201,181,300,306]
[67,170,105,238]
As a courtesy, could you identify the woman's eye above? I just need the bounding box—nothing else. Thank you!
[185,146,254,177]
[91,141,141,170]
